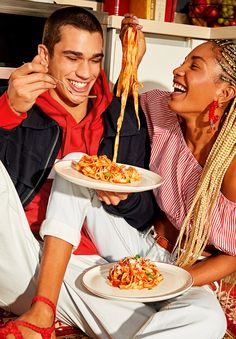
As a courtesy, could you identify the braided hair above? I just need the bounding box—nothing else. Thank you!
[174,40,236,270]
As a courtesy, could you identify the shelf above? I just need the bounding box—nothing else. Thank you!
[107,15,236,40]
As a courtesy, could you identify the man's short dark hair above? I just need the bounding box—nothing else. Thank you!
[42,6,103,56]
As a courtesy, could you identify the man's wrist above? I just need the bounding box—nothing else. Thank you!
[6,92,25,116]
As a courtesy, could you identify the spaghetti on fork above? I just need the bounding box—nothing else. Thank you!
[113,25,141,163]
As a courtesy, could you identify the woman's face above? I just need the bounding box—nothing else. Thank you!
[169,42,223,116]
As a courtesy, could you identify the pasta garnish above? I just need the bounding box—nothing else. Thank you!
[72,154,141,184]
[113,26,141,163]
[107,255,163,290]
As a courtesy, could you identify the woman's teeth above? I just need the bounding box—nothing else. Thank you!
[174,83,186,92]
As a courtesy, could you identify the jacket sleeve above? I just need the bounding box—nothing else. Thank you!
[0,89,27,129]
[98,96,159,231]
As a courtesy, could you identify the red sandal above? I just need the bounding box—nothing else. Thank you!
[0,295,56,339]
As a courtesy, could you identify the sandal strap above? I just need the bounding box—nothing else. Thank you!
[0,296,56,339]
[0,319,55,339]
[0,321,23,339]
[32,295,56,318]
[12,319,55,339]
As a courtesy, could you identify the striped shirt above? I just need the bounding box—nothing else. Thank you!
[140,89,236,256]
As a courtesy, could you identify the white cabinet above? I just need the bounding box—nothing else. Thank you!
[130,35,191,92]
[104,28,206,92]
[104,16,236,92]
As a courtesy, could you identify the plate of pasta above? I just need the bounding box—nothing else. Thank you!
[54,153,163,193]
[82,256,193,302]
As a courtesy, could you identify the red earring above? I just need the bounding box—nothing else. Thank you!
[209,100,219,129]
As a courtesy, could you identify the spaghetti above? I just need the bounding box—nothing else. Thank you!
[72,154,141,184]
[107,255,163,290]
[113,26,141,163]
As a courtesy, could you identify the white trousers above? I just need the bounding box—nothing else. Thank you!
[0,157,227,339]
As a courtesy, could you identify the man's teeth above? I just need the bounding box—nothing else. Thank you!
[174,83,186,92]
[70,80,87,89]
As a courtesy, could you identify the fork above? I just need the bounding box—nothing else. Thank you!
[48,75,97,99]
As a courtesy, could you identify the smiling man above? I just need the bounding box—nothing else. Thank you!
[0,6,154,238]
[0,7,111,238]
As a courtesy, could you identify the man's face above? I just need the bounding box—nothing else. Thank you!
[47,25,103,107]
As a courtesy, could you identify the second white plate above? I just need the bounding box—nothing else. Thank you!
[82,262,193,302]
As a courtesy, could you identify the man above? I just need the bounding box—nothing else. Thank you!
[0,7,154,242]
[0,7,156,338]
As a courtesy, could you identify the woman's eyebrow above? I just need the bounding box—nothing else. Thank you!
[191,55,206,63]
[184,55,206,64]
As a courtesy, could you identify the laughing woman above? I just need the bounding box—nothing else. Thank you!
[141,38,236,282]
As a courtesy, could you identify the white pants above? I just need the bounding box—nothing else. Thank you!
[0,157,227,339]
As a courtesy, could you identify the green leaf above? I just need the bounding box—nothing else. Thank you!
[104,172,112,177]
[146,272,154,279]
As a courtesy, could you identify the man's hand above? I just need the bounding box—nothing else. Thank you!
[7,55,57,115]
[120,13,146,66]
[96,190,130,205]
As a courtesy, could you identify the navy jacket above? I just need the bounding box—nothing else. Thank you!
[0,88,158,230]
[0,102,62,207]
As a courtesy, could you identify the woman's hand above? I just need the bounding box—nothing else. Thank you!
[96,190,130,205]
[120,13,146,66]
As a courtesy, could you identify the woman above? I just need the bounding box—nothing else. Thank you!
[141,38,236,283]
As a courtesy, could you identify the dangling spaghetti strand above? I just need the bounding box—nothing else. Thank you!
[113,26,141,163]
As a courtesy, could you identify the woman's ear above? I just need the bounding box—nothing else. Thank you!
[38,44,49,66]
[218,85,236,107]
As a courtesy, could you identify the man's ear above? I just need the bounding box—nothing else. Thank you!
[38,44,49,66]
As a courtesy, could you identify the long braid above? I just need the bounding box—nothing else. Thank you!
[174,40,236,268]
[175,98,236,267]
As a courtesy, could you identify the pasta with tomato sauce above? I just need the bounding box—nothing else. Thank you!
[72,154,141,184]
[107,256,163,290]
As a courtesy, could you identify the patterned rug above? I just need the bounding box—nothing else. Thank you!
[0,288,235,339]
[218,284,236,339]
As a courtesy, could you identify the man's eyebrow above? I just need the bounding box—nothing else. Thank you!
[62,51,104,58]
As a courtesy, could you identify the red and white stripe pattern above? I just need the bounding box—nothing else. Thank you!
[140,89,236,256]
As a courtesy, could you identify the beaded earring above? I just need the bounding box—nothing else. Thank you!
[209,100,219,129]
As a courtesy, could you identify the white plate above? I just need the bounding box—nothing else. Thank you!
[54,156,163,193]
[82,262,193,302]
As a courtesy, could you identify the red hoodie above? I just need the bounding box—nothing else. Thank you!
[0,70,112,255]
